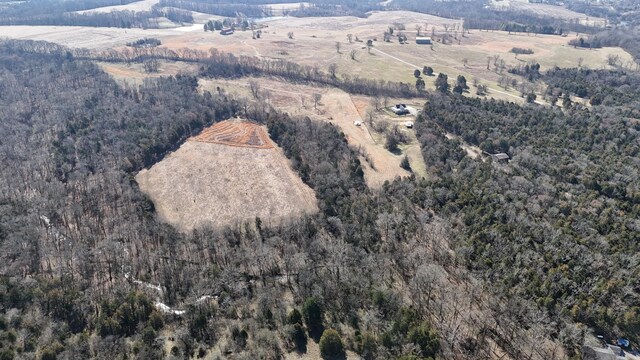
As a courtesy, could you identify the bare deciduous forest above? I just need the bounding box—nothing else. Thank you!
[1,0,640,359]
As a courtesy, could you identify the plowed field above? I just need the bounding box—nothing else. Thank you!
[191,120,273,149]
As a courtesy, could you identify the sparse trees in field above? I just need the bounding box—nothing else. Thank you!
[328,63,338,78]
[393,22,405,30]
[300,95,307,108]
[335,41,341,53]
[312,93,322,110]
[456,75,468,90]
[423,66,434,76]
[372,95,381,111]
[415,24,423,36]
[385,131,400,153]
[350,49,357,60]
[607,54,620,67]
[476,84,488,95]
[435,73,449,93]
[249,79,260,99]
[143,59,160,73]
[414,69,421,78]
[287,31,294,39]
[498,75,510,90]
[347,33,353,43]
[416,77,426,93]
[400,155,411,171]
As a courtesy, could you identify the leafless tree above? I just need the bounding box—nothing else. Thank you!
[328,63,338,78]
[346,33,353,43]
[335,41,341,54]
[249,79,260,99]
[312,93,322,110]
[350,49,357,61]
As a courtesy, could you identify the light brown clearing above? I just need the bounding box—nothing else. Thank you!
[75,0,159,14]
[199,78,412,188]
[0,10,632,103]
[490,0,606,27]
[191,120,273,149]
[135,120,318,231]
[97,61,200,85]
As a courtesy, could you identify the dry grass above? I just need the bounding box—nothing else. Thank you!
[75,0,159,14]
[490,0,606,27]
[1,10,632,91]
[135,120,318,231]
[97,61,200,85]
[0,25,182,48]
[199,78,413,188]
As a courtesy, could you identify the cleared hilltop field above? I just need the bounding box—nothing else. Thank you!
[136,120,318,231]
[198,77,418,188]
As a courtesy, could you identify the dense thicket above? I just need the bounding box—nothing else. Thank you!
[158,0,272,18]
[289,1,383,18]
[544,67,640,111]
[591,28,640,61]
[415,93,640,348]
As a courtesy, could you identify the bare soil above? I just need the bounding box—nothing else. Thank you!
[192,120,273,149]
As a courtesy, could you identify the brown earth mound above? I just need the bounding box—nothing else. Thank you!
[191,120,273,149]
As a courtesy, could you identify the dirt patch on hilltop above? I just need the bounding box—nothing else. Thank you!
[136,120,317,231]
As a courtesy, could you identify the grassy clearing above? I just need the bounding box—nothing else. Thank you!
[199,78,416,188]
[136,121,318,231]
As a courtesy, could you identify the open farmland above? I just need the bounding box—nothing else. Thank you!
[0,10,633,103]
[97,60,200,85]
[135,120,318,231]
[489,0,606,27]
[198,77,416,187]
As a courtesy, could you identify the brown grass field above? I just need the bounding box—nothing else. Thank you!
[135,119,318,231]
[198,77,417,188]
[75,0,159,14]
[0,10,632,91]
[490,0,606,27]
